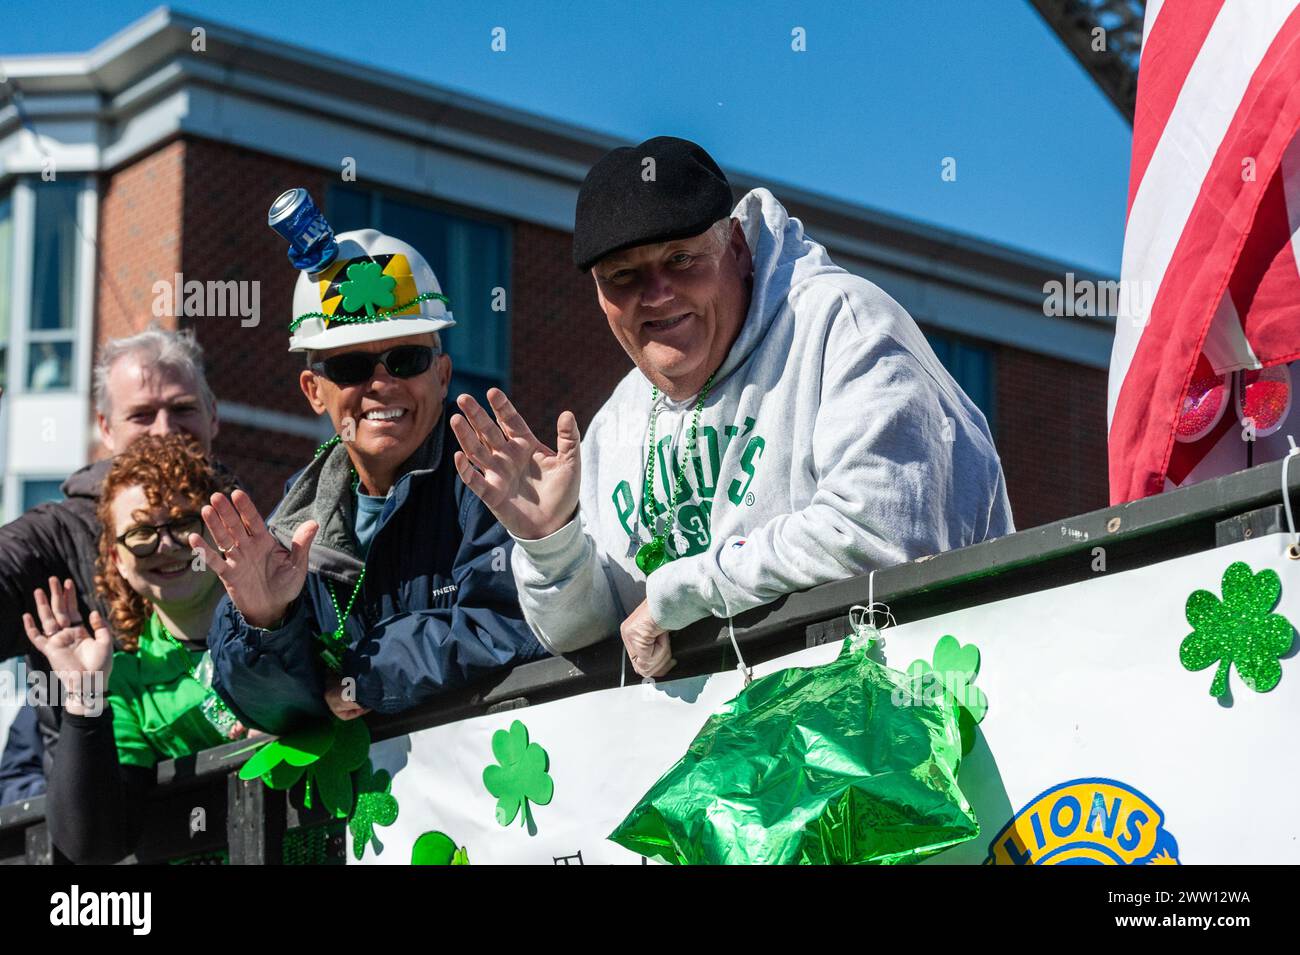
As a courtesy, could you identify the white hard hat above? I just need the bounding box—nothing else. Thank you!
[288,229,455,352]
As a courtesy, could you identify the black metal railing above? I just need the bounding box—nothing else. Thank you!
[3,456,1296,863]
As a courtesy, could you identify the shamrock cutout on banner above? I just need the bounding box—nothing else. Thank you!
[349,760,399,860]
[905,635,987,756]
[339,260,396,316]
[482,720,553,830]
[238,717,371,817]
[411,831,470,865]
[1181,560,1295,698]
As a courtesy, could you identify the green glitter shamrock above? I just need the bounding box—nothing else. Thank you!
[411,831,470,865]
[905,634,987,755]
[1181,561,1295,698]
[237,717,371,817]
[349,759,399,860]
[339,260,396,316]
[482,719,554,828]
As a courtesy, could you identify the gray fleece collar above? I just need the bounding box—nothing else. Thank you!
[267,418,445,586]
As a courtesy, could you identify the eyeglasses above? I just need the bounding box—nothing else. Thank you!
[310,345,436,386]
[115,513,206,557]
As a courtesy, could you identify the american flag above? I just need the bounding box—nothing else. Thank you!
[1108,0,1300,503]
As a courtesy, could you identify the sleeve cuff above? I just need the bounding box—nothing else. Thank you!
[645,556,716,632]
[236,599,306,652]
[61,708,112,729]
[510,516,587,581]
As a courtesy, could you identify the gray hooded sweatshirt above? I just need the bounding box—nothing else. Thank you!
[512,188,1014,652]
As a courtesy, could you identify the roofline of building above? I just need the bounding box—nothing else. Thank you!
[1,4,1115,288]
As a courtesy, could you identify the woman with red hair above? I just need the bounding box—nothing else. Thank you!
[23,434,244,863]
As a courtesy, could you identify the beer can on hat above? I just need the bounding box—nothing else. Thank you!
[268,187,339,273]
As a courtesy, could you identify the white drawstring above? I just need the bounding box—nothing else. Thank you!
[1283,434,1300,559]
[727,614,752,686]
[849,569,896,648]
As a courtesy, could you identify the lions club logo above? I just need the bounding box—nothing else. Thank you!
[985,777,1180,865]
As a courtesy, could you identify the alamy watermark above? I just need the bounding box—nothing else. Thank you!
[1043,272,1155,323]
[1,667,106,716]
[151,273,260,327]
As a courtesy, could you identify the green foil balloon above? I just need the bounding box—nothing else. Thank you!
[609,636,979,864]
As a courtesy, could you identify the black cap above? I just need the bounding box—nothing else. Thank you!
[573,136,733,271]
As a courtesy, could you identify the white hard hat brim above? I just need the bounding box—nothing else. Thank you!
[288,315,456,353]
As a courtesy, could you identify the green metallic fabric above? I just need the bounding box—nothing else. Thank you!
[610,636,979,864]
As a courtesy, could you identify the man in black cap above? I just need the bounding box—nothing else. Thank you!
[451,136,1014,677]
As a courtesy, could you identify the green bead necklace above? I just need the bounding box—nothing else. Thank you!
[634,373,715,576]
[313,434,368,672]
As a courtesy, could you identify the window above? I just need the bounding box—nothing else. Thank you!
[21,478,64,511]
[924,330,996,431]
[0,190,11,394]
[329,185,511,406]
[26,179,81,392]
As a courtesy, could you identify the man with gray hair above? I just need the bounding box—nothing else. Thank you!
[453,137,1014,678]
[0,324,221,802]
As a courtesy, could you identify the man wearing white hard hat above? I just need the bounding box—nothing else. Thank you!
[202,194,544,733]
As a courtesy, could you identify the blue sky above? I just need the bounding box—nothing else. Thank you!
[2,0,1133,274]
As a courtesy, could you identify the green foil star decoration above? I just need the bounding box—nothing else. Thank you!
[411,831,470,865]
[482,719,554,829]
[1181,561,1295,698]
[905,635,987,756]
[349,759,399,860]
[339,260,396,316]
[237,717,371,818]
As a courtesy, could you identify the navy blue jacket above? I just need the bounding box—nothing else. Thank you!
[209,411,545,734]
[0,705,47,806]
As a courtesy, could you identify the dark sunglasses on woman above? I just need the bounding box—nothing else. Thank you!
[116,514,206,557]
[310,344,436,387]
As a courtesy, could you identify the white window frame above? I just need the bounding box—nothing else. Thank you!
[1,175,97,521]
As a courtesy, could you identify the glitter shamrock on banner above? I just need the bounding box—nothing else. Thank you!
[237,717,371,817]
[482,720,554,830]
[904,634,988,756]
[1181,561,1295,698]
[411,831,470,865]
[338,260,396,316]
[349,760,399,860]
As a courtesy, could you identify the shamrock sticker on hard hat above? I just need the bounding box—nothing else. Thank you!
[338,260,397,317]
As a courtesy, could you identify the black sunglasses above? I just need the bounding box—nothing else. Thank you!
[310,345,436,386]
[116,513,206,557]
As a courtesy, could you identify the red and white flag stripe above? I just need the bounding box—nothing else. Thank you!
[1108,0,1300,503]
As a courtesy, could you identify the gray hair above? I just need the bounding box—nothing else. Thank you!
[304,330,442,369]
[709,216,734,251]
[92,325,215,417]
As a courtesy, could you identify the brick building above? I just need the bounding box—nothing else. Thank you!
[0,8,1115,531]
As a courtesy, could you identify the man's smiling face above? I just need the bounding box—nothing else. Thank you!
[299,332,451,477]
[592,219,752,401]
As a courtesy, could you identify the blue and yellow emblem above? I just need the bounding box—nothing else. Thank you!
[985,777,1180,865]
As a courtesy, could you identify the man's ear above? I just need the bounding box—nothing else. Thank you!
[435,353,453,402]
[299,369,327,414]
[96,412,115,455]
[728,218,751,269]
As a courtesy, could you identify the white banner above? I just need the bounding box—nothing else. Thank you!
[350,533,1300,865]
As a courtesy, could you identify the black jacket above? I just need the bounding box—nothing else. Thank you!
[0,461,112,783]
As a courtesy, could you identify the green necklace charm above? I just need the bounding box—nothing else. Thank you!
[319,569,366,672]
[155,615,245,740]
[634,374,714,577]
